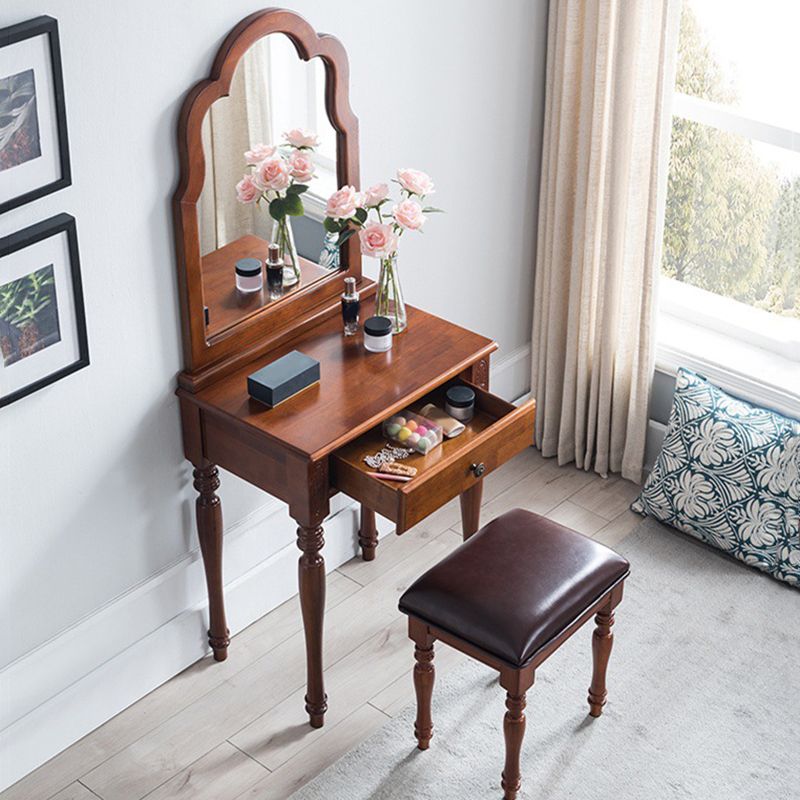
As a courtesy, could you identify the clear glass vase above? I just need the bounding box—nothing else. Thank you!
[375,254,407,334]
[270,216,301,287]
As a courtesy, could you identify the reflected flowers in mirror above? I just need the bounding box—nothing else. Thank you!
[236,129,320,285]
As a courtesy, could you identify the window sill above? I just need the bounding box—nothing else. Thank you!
[656,313,800,419]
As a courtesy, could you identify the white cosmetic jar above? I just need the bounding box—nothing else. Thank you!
[445,385,475,422]
[363,316,393,353]
[235,258,263,293]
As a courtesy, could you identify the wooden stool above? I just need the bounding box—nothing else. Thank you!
[398,508,630,799]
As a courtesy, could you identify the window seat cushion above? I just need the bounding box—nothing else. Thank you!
[633,368,800,586]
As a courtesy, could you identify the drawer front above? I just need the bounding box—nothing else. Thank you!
[331,384,535,534]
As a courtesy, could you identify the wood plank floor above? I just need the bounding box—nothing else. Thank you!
[3,449,641,800]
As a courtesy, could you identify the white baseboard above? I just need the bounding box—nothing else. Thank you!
[644,419,667,473]
[0,497,392,792]
[490,342,531,401]
[0,345,528,790]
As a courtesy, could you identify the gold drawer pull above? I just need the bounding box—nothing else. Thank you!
[470,462,486,478]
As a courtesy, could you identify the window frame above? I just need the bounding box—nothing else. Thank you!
[656,88,800,408]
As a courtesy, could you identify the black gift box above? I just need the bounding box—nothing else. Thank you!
[247,350,320,408]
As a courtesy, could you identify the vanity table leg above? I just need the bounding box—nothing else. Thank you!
[358,506,378,561]
[193,463,230,661]
[459,480,483,540]
[297,524,328,727]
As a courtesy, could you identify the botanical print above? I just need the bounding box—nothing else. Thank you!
[0,265,61,366]
[633,368,800,586]
[0,69,41,172]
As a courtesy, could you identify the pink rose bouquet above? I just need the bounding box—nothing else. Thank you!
[235,131,319,283]
[323,169,442,333]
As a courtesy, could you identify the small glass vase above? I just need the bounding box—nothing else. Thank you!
[376,254,407,334]
[271,216,301,287]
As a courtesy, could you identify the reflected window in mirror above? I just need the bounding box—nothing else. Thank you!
[196,33,342,340]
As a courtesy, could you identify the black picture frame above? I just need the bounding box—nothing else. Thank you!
[0,213,88,407]
[0,16,71,214]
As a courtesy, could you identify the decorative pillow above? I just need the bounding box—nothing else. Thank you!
[632,368,800,586]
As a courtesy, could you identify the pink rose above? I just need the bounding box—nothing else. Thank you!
[359,222,398,259]
[254,156,291,191]
[397,168,435,196]
[235,174,260,204]
[289,150,315,183]
[326,185,361,219]
[283,128,320,148]
[244,143,275,163]
[392,198,425,230]
[363,183,389,207]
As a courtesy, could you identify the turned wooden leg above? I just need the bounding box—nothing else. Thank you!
[297,524,327,728]
[501,691,528,800]
[358,505,378,561]
[588,605,615,717]
[413,641,435,750]
[193,463,230,662]
[459,479,483,540]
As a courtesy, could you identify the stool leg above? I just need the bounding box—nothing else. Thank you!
[413,641,435,749]
[501,691,527,800]
[588,605,615,717]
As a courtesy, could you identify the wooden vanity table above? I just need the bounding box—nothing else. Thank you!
[172,9,535,730]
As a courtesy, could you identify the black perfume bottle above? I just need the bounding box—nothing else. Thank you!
[341,277,360,335]
[266,243,283,300]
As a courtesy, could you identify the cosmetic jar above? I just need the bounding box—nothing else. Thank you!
[235,258,263,293]
[445,385,475,422]
[363,316,393,353]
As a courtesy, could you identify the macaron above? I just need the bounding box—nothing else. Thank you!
[396,427,411,442]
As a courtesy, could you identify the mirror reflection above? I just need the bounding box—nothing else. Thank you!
[197,33,340,339]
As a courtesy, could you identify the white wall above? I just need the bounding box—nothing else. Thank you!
[0,0,547,787]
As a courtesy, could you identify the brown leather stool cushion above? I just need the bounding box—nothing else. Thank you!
[399,508,630,667]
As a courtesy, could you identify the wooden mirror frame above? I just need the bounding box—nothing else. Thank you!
[173,8,361,384]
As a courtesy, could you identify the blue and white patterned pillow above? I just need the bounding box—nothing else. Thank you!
[632,368,800,586]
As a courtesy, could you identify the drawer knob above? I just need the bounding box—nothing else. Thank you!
[470,462,486,478]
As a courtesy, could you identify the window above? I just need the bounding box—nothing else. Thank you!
[267,36,337,219]
[659,0,800,398]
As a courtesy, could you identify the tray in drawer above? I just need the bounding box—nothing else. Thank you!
[331,381,535,534]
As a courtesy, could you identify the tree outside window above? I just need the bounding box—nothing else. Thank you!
[663,3,799,320]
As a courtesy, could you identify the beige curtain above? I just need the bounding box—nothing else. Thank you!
[532,0,680,482]
[198,39,274,256]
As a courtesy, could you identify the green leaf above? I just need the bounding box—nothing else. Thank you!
[284,193,304,216]
[324,217,341,233]
[269,198,286,220]
[287,183,309,195]
[354,207,368,225]
[422,206,445,213]
[337,229,356,248]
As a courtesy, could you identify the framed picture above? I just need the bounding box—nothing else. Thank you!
[0,16,71,213]
[0,213,88,407]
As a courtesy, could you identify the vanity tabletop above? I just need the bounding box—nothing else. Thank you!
[183,298,496,460]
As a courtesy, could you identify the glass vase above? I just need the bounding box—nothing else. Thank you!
[270,216,301,287]
[375,254,407,334]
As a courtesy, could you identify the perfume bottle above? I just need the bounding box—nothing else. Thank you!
[341,277,360,335]
[266,243,284,301]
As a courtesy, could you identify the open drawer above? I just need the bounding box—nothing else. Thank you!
[331,381,536,534]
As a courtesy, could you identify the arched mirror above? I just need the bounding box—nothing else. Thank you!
[173,10,360,376]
